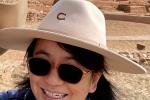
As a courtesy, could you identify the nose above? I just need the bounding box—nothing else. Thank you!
[44,67,64,86]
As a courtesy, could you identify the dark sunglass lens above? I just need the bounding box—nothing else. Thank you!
[28,58,50,76]
[58,64,83,84]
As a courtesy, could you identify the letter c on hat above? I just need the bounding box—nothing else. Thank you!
[57,13,66,20]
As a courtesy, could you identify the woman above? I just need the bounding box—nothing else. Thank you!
[0,0,146,100]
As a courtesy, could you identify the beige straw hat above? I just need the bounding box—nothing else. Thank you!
[0,0,146,74]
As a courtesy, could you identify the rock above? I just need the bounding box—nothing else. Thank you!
[147,52,150,59]
[136,44,146,50]
[27,9,38,22]
[143,53,150,62]
[132,52,140,63]
[117,4,130,12]
[139,58,146,63]
[119,52,130,58]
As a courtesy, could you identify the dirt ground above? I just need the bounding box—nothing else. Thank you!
[106,20,150,36]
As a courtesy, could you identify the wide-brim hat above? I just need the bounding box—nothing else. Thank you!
[0,0,146,74]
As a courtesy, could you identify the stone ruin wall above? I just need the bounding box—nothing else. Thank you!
[91,0,150,15]
[27,0,54,22]
[27,0,150,23]
[1,0,150,22]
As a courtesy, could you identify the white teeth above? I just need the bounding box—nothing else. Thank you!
[43,89,66,99]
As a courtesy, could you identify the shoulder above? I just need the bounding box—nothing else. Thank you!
[0,88,30,100]
[0,89,17,100]
[0,90,8,100]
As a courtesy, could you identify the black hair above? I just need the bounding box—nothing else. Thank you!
[17,38,116,100]
[52,0,59,5]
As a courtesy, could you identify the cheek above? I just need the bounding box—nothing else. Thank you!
[29,73,40,87]
[29,71,40,89]
[29,73,43,100]
[67,75,92,100]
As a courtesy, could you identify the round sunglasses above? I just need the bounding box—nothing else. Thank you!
[27,57,91,84]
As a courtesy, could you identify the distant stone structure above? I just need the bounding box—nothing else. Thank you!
[0,0,28,28]
[90,0,119,11]
[26,0,150,23]
[27,0,54,22]
[117,0,148,15]
[90,0,149,15]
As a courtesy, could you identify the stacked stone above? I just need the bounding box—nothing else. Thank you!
[129,0,147,15]
[117,0,130,13]
[26,0,150,23]
[117,0,148,15]
[91,0,119,11]
[27,0,54,22]
[129,0,147,5]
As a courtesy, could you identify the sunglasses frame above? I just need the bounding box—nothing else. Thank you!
[27,57,92,83]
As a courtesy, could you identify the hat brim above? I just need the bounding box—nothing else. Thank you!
[0,28,146,74]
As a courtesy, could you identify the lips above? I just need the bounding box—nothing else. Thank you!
[42,88,68,99]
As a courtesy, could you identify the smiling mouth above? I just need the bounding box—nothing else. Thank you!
[42,88,68,99]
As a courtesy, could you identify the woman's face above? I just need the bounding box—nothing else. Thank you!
[28,39,101,100]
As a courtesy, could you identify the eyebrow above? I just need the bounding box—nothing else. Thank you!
[34,50,50,57]
[34,50,75,60]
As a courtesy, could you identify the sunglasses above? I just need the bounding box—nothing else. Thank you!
[27,57,91,84]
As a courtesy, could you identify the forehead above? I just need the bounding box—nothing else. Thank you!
[33,39,73,58]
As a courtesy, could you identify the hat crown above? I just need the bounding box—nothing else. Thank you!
[39,0,106,46]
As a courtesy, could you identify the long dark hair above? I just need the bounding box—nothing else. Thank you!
[52,0,59,5]
[17,38,116,100]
